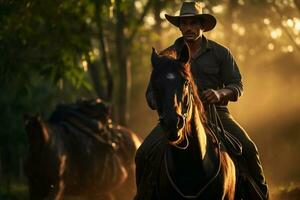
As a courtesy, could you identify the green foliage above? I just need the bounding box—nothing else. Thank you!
[0,180,28,200]
[0,0,93,85]
[0,0,96,181]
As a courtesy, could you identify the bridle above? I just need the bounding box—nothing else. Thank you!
[159,80,193,150]
[160,81,223,199]
[172,80,193,150]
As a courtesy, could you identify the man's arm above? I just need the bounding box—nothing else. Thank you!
[202,48,243,104]
[220,48,243,101]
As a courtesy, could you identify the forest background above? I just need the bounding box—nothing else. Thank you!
[1,0,300,199]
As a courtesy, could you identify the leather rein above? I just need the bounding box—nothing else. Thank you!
[161,81,222,199]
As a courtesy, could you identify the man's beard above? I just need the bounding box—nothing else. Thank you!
[183,32,202,42]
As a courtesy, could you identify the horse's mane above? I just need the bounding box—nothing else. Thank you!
[182,64,207,123]
[159,48,178,60]
[159,49,207,123]
[159,49,208,145]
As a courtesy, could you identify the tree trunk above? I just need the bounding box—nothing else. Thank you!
[114,0,153,125]
[153,0,163,49]
[19,155,24,181]
[116,0,130,125]
[96,3,113,101]
[0,154,2,182]
[295,0,300,11]
[116,53,130,125]
[88,60,106,99]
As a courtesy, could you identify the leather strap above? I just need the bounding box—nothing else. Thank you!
[207,104,242,156]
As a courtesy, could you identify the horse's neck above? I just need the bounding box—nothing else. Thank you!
[166,105,211,179]
[28,121,53,157]
[169,105,207,161]
[191,106,217,175]
[191,105,207,160]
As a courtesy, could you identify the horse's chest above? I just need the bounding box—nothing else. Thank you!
[157,172,223,200]
[157,151,223,200]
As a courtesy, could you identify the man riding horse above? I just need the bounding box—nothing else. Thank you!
[135,1,269,199]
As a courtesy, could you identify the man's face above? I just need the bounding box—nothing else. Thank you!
[179,17,203,42]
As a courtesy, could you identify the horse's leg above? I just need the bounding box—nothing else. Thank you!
[47,181,64,200]
[112,164,136,200]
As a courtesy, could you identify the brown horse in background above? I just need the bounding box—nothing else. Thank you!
[150,45,236,199]
[23,99,141,200]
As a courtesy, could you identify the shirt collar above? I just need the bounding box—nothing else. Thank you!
[201,35,212,50]
[174,35,212,58]
[191,35,211,60]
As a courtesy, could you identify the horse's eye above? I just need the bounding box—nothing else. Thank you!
[166,73,176,80]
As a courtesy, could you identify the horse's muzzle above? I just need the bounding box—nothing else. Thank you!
[160,113,184,135]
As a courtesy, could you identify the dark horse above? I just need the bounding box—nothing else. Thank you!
[24,99,141,200]
[150,44,236,199]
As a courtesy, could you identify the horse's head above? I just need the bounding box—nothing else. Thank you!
[24,114,50,150]
[151,44,203,145]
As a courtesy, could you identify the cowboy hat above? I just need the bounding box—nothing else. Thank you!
[165,1,217,32]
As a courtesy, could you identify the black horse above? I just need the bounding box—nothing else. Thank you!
[140,44,236,199]
[24,99,141,200]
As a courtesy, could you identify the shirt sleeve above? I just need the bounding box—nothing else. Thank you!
[220,48,243,101]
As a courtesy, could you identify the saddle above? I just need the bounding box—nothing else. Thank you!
[49,98,121,149]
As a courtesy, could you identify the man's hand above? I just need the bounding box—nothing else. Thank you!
[202,89,222,104]
[201,88,235,104]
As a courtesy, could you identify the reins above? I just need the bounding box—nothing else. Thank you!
[164,130,222,199]
[169,80,193,150]
[163,82,223,199]
[207,104,242,156]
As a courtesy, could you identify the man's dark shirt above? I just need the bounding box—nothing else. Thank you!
[146,36,243,109]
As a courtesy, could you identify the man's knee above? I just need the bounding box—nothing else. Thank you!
[222,120,259,157]
[242,137,259,157]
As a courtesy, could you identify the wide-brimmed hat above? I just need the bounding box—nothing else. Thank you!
[165,1,217,32]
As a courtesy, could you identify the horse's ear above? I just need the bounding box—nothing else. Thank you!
[151,47,159,68]
[32,115,50,143]
[178,43,190,64]
[37,114,42,122]
[36,116,50,143]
